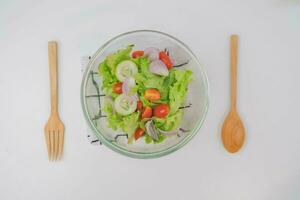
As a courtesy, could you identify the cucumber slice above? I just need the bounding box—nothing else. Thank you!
[114,94,137,115]
[116,60,138,82]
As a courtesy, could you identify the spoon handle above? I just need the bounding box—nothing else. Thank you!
[230,35,238,111]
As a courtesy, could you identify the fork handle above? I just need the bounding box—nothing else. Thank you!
[48,41,58,115]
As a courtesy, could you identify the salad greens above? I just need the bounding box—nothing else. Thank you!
[99,45,133,98]
[98,45,192,144]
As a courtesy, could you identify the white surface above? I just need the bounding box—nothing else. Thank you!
[0,0,300,199]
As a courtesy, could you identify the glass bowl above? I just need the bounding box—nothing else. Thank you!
[81,30,209,159]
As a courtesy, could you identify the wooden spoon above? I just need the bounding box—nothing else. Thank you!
[221,35,245,153]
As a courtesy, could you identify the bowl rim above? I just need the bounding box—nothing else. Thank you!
[81,29,209,159]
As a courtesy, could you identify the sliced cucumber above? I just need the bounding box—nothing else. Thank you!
[116,60,138,82]
[114,94,137,115]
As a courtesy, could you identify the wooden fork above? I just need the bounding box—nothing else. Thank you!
[44,41,64,161]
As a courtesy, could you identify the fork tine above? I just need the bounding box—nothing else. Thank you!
[50,130,55,161]
[45,131,51,160]
[58,130,64,160]
[54,131,59,160]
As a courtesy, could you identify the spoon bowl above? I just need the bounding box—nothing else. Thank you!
[222,110,245,153]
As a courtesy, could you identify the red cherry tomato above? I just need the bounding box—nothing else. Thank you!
[113,82,123,94]
[134,128,145,140]
[159,51,173,69]
[141,106,152,119]
[132,51,144,58]
[144,89,160,101]
[137,100,143,111]
[154,104,170,118]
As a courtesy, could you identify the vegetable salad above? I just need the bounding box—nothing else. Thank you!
[98,45,192,144]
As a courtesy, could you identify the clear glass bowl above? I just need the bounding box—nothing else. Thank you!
[81,30,209,159]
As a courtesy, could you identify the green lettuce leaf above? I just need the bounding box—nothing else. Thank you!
[169,70,193,114]
[139,118,149,130]
[120,112,140,143]
[134,57,166,99]
[154,133,166,144]
[103,102,122,131]
[98,45,133,97]
[98,61,118,97]
[106,45,133,75]
[160,69,176,100]
[144,134,152,144]
[144,133,166,144]
[153,110,183,131]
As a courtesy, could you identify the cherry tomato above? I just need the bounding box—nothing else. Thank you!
[134,128,145,140]
[113,82,123,94]
[137,100,143,111]
[159,51,173,69]
[144,89,160,101]
[141,106,152,119]
[154,104,170,118]
[132,51,144,58]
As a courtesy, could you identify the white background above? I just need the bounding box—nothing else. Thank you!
[0,0,300,199]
